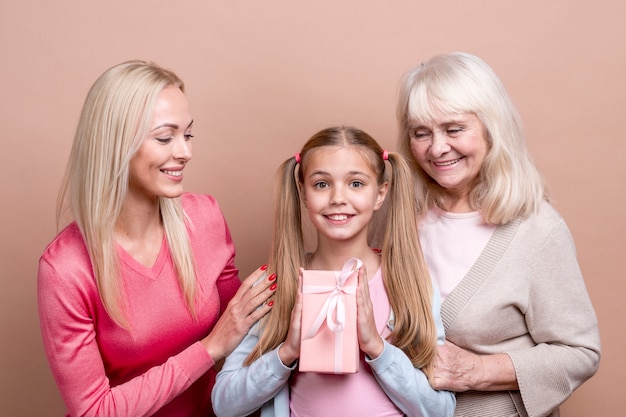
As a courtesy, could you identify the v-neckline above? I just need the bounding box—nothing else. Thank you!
[440,218,521,331]
[117,236,169,280]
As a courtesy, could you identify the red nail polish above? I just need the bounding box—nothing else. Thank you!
[260,264,268,271]
[269,283,277,291]
[268,300,274,307]
[268,273,277,281]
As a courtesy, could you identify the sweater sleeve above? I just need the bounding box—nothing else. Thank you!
[37,257,215,417]
[367,290,456,417]
[506,218,601,417]
[211,323,295,417]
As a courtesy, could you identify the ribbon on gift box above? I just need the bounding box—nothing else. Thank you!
[302,258,362,372]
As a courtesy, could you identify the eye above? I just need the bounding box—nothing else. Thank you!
[314,181,329,189]
[350,180,364,188]
[184,133,194,140]
[446,127,463,135]
[156,137,173,144]
[410,128,431,141]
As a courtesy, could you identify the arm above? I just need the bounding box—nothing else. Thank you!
[211,323,295,417]
[38,258,212,417]
[434,342,518,391]
[213,270,304,417]
[367,340,456,417]
[359,271,456,417]
[437,213,601,416]
[506,218,600,416]
[38,252,274,417]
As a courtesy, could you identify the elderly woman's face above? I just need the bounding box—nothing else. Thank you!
[407,112,489,207]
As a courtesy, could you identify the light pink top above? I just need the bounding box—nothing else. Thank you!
[419,207,496,300]
[289,267,403,417]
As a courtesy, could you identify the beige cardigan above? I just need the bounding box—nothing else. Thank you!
[441,201,601,417]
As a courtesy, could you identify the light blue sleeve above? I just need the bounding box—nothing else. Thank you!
[211,322,295,417]
[366,290,456,417]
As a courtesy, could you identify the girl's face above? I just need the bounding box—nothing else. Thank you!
[301,145,388,245]
[128,85,193,202]
[408,112,489,210]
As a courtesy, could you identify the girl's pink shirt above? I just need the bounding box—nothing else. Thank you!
[37,193,241,417]
[289,267,403,417]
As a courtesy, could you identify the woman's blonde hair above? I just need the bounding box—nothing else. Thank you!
[57,60,196,327]
[397,52,547,224]
[245,126,438,380]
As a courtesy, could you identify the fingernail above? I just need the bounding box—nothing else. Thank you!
[268,300,274,307]
[269,283,277,291]
[268,273,277,281]
[260,264,268,271]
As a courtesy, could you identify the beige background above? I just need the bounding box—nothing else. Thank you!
[1,1,624,416]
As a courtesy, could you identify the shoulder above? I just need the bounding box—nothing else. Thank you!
[511,200,576,250]
[38,223,96,293]
[39,223,90,268]
[181,192,221,213]
[181,192,227,223]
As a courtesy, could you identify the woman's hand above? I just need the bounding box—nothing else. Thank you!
[433,340,519,391]
[201,265,276,362]
[355,266,384,359]
[278,268,303,366]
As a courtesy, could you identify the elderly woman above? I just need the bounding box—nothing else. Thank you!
[396,52,600,417]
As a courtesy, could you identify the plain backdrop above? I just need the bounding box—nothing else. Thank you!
[1,1,624,415]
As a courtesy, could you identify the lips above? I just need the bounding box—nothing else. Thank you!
[161,169,183,176]
[432,157,462,167]
[325,214,351,221]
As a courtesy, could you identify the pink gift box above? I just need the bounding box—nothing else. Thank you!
[299,258,362,374]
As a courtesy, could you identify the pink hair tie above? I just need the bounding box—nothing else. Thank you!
[382,150,389,161]
[294,153,301,163]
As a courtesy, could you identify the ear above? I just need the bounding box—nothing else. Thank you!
[298,182,308,208]
[374,181,389,211]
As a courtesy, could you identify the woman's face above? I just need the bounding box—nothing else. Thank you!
[128,85,193,201]
[408,112,489,210]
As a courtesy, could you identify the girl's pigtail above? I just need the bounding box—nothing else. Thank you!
[245,156,306,364]
[381,151,437,381]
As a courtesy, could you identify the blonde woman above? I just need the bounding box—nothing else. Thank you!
[397,52,601,416]
[37,60,276,417]
[212,126,455,417]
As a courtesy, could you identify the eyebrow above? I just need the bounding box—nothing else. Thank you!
[150,119,194,132]
[308,169,371,178]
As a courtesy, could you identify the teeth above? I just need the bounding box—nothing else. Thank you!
[163,170,182,176]
[434,159,460,167]
[328,214,349,221]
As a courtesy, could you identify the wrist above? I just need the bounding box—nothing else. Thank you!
[278,343,298,367]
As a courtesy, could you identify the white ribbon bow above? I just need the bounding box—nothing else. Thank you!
[302,258,362,340]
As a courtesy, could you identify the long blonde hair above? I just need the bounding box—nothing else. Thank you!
[397,52,547,224]
[246,126,438,379]
[57,60,197,327]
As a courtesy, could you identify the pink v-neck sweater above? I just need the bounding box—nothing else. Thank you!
[38,193,241,417]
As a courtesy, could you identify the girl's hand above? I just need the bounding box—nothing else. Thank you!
[278,268,304,366]
[355,266,384,359]
[201,265,276,362]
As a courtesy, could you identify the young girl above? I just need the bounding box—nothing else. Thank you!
[211,126,455,416]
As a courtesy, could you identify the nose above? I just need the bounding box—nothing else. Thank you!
[330,184,346,205]
[429,131,451,157]
[174,136,192,162]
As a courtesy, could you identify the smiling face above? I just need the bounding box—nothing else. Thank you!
[408,112,489,211]
[128,85,193,202]
[301,145,388,245]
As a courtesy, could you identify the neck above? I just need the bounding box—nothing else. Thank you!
[441,193,474,213]
[308,234,379,272]
[115,194,162,242]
